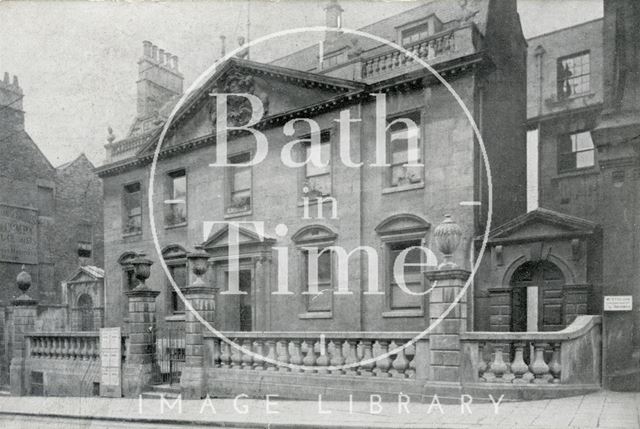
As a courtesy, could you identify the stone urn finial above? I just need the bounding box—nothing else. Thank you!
[17,265,32,294]
[433,215,463,269]
[188,244,210,286]
[130,253,153,290]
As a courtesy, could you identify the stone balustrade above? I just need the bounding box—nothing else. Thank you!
[361,25,482,80]
[204,332,427,379]
[105,133,151,163]
[460,316,602,386]
[27,332,100,361]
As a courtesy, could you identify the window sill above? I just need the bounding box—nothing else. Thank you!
[547,92,596,106]
[298,311,333,319]
[165,314,185,322]
[382,182,424,195]
[224,210,252,219]
[122,231,142,239]
[296,197,334,207]
[382,309,424,318]
[552,167,599,181]
[165,222,188,230]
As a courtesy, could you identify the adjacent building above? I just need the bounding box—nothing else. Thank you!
[0,73,104,305]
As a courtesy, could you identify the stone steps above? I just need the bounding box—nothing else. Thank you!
[141,384,181,399]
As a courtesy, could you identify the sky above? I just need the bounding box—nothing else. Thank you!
[0,0,603,167]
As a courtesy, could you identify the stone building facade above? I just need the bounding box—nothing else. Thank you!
[97,0,527,335]
[0,74,104,305]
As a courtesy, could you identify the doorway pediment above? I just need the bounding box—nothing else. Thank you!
[202,224,275,257]
[486,208,598,245]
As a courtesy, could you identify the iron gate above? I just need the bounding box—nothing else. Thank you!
[151,323,185,385]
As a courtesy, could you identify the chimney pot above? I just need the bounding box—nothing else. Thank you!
[158,48,165,65]
[12,75,19,88]
[3,72,9,84]
[143,40,152,57]
[220,35,227,57]
[151,45,158,61]
[173,55,179,71]
[325,0,343,29]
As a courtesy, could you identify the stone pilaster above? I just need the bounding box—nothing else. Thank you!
[180,284,215,399]
[426,268,470,382]
[9,296,38,395]
[122,287,159,397]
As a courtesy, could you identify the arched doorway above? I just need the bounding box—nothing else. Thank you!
[510,261,565,332]
[77,294,94,332]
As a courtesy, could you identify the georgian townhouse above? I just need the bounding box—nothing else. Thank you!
[96,0,527,337]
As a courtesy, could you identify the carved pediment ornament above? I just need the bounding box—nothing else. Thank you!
[208,69,270,128]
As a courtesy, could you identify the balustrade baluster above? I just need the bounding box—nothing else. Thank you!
[241,339,253,369]
[478,343,488,380]
[211,339,221,367]
[57,337,64,359]
[289,340,303,372]
[358,340,374,376]
[220,341,231,368]
[390,341,408,378]
[406,343,416,378]
[63,338,70,359]
[428,40,436,58]
[253,340,265,370]
[302,340,317,373]
[230,339,243,368]
[315,340,330,374]
[374,340,392,377]
[549,343,561,383]
[343,339,358,376]
[265,339,277,371]
[329,340,345,375]
[510,342,530,384]
[529,342,551,384]
[489,343,509,381]
[277,340,291,372]
[72,337,79,360]
[88,338,96,360]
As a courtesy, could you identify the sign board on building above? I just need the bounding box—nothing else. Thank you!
[0,204,38,264]
[99,327,122,397]
[604,295,633,312]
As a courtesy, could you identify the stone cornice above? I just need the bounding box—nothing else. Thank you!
[96,54,485,178]
[425,268,471,281]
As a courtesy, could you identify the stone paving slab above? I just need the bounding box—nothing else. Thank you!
[0,391,637,428]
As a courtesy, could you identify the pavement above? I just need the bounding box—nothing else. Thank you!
[0,390,638,428]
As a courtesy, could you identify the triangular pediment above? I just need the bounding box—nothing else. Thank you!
[203,223,276,250]
[138,58,363,156]
[487,208,598,244]
[64,265,104,283]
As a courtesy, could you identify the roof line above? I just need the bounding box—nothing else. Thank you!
[526,17,603,42]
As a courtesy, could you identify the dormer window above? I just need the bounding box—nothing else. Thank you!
[402,23,431,46]
[321,50,347,70]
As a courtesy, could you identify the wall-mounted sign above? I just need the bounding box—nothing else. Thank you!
[0,204,37,264]
[99,327,122,397]
[604,295,633,312]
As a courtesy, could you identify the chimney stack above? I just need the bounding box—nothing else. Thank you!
[136,41,184,119]
[0,71,25,131]
[324,0,343,41]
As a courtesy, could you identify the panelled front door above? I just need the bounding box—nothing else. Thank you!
[511,261,566,332]
[221,267,255,331]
